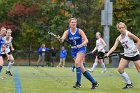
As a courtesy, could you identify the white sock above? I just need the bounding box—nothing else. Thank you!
[91,62,98,71]
[121,72,131,84]
[7,62,13,71]
[101,63,106,71]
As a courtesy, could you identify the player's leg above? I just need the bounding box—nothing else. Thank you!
[52,56,56,67]
[62,58,65,68]
[88,57,98,72]
[98,59,107,72]
[57,58,62,67]
[76,52,98,89]
[6,54,14,76]
[73,56,82,88]
[37,55,41,66]
[41,55,45,67]
[118,58,133,89]
[0,56,4,79]
[134,60,140,73]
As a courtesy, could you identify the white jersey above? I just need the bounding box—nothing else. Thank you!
[96,38,105,53]
[1,36,13,54]
[118,31,139,57]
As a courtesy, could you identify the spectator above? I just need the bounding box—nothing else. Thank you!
[50,46,57,67]
[57,46,67,68]
[37,44,49,67]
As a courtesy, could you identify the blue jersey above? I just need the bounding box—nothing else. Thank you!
[60,49,67,58]
[68,28,82,46]
[0,36,5,55]
[68,28,86,58]
[38,47,50,56]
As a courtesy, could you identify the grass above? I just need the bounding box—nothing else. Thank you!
[0,66,140,93]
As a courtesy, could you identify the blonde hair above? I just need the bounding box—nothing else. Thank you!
[6,29,12,33]
[69,18,77,23]
[116,22,127,30]
[96,32,101,36]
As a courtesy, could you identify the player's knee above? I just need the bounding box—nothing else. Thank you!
[9,57,14,62]
[117,68,123,73]
[75,62,80,67]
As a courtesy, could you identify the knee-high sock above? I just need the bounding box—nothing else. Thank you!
[0,65,3,73]
[101,63,106,71]
[121,72,131,84]
[91,62,98,71]
[7,62,13,71]
[76,67,81,83]
[83,71,96,84]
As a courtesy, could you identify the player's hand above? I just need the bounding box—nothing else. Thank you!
[132,47,137,53]
[11,48,15,52]
[105,53,109,58]
[56,35,63,42]
[77,44,83,48]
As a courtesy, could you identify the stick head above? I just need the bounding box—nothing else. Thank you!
[48,31,56,37]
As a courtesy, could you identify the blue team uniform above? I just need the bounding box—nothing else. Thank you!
[38,47,50,56]
[60,49,67,58]
[68,28,86,58]
[0,36,5,56]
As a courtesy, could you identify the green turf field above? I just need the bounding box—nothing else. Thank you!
[0,66,140,93]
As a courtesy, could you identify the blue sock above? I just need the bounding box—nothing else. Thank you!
[83,71,96,84]
[0,66,3,73]
[76,67,81,83]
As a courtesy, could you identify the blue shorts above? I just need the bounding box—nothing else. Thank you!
[71,46,86,58]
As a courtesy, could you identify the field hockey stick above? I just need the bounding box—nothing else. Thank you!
[48,31,71,44]
[85,52,94,56]
[98,53,125,59]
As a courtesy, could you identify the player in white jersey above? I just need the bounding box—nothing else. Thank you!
[106,22,140,89]
[88,32,107,72]
[1,29,14,76]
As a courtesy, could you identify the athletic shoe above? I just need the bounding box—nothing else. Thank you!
[71,67,75,72]
[6,71,13,76]
[73,82,81,89]
[122,83,133,89]
[91,82,99,89]
[88,69,93,72]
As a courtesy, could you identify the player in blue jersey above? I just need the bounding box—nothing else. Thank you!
[58,18,98,89]
[0,27,7,79]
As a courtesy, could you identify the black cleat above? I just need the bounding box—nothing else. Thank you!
[91,82,99,89]
[122,83,133,89]
[6,71,13,76]
[73,82,81,89]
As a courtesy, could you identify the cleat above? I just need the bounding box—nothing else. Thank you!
[122,83,133,89]
[91,82,99,89]
[87,69,93,72]
[73,82,81,89]
[71,67,75,72]
[6,71,13,76]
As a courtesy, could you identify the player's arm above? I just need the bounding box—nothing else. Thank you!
[58,30,68,43]
[10,37,14,51]
[91,46,97,53]
[128,32,140,49]
[77,29,88,48]
[106,37,119,57]
[100,38,107,51]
